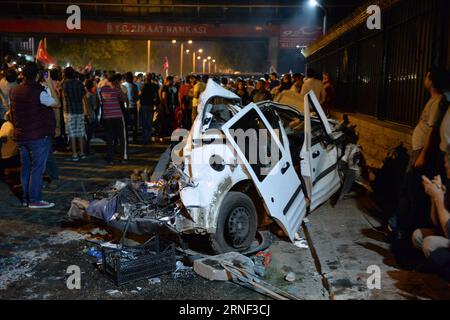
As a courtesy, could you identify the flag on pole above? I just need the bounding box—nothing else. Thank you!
[163,56,169,74]
[36,39,57,65]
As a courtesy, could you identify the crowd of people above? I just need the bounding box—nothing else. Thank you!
[0,54,449,280]
[0,60,334,210]
[390,66,450,280]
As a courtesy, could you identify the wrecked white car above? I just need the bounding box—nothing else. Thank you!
[76,79,348,254]
[169,79,345,253]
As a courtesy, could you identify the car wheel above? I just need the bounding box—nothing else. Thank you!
[209,192,257,254]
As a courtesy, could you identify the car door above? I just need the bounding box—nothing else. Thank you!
[222,103,308,242]
[302,91,342,211]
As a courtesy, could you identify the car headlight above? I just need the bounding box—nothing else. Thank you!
[209,154,225,172]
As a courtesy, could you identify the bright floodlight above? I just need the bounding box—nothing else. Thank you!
[309,0,319,7]
[207,56,211,60]
[212,59,216,63]
[197,56,201,60]
[188,40,193,44]
[198,49,203,53]
[172,40,177,43]
[186,49,190,53]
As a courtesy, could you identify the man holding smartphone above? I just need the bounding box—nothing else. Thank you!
[412,153,450,280]
[9,62,59,209]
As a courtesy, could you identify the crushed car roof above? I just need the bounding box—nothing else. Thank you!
[199,79,241,107]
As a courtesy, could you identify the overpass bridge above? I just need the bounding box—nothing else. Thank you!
[0,0,345,73]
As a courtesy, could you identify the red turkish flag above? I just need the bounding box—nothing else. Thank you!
[35,40,57,65]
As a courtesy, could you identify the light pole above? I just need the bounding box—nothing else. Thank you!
[309,0,327,35]
[173,39,193,76]
[212,59,216,73]
[180,42,184,76]
[147,40,151,73]
[193,48,203,73]
[207,56,212,74]
[202,59,206,74]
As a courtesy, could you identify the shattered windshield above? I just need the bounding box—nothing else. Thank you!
[202,97,241,130]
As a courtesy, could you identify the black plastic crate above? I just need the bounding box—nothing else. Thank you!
[101,237,176,286]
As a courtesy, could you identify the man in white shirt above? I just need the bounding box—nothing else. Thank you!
[394,67,449,240]
[300,68,326,105]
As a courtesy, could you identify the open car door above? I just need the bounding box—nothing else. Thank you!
[222,103,307,241]
[302,91,342,211]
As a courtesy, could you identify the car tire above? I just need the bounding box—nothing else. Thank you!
[209,192,257,254]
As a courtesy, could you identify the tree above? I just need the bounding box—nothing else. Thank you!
[211,41,268,73]
[47,38,160,72]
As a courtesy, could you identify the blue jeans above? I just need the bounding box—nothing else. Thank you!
[18,137,51,203]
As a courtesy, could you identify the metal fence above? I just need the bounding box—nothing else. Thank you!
[306,0,449,127]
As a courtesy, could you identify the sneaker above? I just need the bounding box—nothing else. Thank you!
[79,154,87,160]
[28,201,55,209]
[65,156,80,162]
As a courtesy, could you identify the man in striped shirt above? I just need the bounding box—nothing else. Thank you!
[99,77,127,165]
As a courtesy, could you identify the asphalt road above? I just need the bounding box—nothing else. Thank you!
[0,142,448,300]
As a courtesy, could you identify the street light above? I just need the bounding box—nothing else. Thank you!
[173,40,193,76]
[198,49,203,53]
[202,59,207,74]
[309,0,327,35]
[207,56,212,73]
